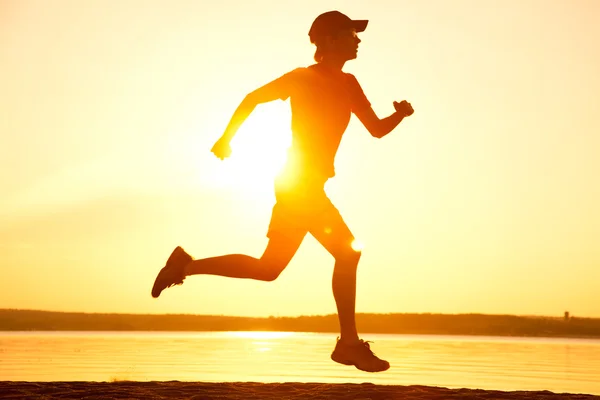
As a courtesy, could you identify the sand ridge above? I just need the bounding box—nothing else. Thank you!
[0,382,598,400]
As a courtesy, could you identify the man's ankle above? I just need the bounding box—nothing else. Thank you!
[339,335,360,345]
[183,261,192,277]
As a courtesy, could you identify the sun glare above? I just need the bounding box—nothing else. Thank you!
[208,103,291,198]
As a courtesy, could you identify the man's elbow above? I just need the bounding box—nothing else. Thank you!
[243,92,259,107]
[370,125,387,139]
[238,93,260,112]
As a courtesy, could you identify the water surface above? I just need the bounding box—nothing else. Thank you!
[1,332,599,395]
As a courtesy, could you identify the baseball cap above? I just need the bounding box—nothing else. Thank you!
[308,11,368,43]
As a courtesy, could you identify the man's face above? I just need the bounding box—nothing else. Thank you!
[334,29,361,60]
[319,28,361,61]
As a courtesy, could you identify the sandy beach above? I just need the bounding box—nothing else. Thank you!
[0,382,598,400]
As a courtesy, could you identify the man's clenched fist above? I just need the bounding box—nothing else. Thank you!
[393,100,414,117]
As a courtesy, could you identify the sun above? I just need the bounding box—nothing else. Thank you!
[207,102,292,198]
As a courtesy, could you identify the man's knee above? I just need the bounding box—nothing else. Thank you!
[258,233,302,281]
[335,247,362,266]
[257,258,289,281]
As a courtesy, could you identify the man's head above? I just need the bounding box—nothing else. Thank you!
[308,11,368,62]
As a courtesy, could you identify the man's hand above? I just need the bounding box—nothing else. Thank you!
[393,100,414,117]
[211,137,232,160]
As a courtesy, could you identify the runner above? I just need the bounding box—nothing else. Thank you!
[152,10,414,373]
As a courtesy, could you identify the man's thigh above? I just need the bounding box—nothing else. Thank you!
[267,183,357,259]
[309,198,358,260]
[266,200,309,240]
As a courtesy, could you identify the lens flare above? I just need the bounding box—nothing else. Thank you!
[351,239,364,251]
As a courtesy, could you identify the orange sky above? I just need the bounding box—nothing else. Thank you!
[1,0,599,318]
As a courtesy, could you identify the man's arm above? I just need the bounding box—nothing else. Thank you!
[212,73,295,159]
[216,95,259,145]
[354,101,414,139]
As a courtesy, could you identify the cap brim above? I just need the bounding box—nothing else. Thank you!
[351,20,368,33]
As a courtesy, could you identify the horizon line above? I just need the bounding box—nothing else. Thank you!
[1,308,590,319]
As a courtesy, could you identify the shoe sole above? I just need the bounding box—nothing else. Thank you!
[151,247,188,298]
[151,266,170,298]
[331,353,390,373]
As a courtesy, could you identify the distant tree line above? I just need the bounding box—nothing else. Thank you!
[1,309,600,338]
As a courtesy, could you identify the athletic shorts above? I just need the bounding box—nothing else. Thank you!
[266,176,355,245]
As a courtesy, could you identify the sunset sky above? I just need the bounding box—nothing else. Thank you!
[1,0,599,318]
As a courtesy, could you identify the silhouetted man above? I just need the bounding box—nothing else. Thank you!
[152,11,414,373]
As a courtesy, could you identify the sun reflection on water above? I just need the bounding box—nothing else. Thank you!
[226,331,296,340]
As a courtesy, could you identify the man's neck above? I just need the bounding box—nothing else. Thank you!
[319,57,347,71]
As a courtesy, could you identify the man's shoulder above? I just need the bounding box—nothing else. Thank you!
[342,71,360,83]
[275,66,311,84]
[306,64,360,82]
[285,66,311,76]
